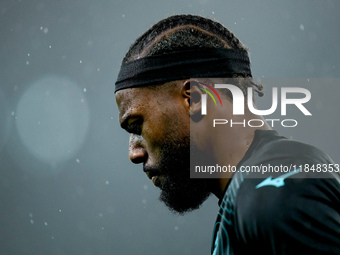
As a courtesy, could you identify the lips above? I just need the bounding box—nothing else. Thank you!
[143,165,163,186]
[144,170,161,187]
[151,176,158,185]
[147,172,160,186]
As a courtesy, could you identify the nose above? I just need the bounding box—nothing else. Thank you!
[128,134,147,164]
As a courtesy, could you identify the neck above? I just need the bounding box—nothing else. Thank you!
[209,114,271,199]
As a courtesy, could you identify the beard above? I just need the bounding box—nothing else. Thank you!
[145,135,212,215]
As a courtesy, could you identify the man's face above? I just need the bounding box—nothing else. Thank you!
[116,84,211,214]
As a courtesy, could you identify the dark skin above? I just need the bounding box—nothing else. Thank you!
[116,79,271,208]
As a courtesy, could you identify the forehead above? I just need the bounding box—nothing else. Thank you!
[116,87,155,121]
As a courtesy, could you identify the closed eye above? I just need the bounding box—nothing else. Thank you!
[122,117,143,135]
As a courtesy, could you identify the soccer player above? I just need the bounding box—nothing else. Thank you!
[115,14,340,254]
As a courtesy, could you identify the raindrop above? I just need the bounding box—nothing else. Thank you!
[122,14,125,18]
[105,180,110,185]
[44,222,48,226]
[26,61,29,65]
[49,45,51,48]
[30,219,34,224]
[43,28,48,34]
[83,88,87,93]
[142,199,147,204]
[76,158,80,163]
[79,60,82,64]
[174,226,179,231]
[299,24,304,31]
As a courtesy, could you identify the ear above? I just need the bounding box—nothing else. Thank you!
[181,80,204,121]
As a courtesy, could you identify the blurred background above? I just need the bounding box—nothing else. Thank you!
[0,0,339,254]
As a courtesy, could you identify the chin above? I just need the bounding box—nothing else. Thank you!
[159,185,211,215]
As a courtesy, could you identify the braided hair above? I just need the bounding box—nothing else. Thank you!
[123,14,263,98]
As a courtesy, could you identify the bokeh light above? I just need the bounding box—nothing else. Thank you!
[16,75,89,165]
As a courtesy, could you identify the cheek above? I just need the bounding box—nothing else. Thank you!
[146,110,186,144]
[143,100,190,151]
[161,110,190,145]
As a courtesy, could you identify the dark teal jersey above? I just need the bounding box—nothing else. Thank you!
[211,130,340,255]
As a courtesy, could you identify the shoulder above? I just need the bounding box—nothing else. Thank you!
[240,131,337,179]
[236,132,340,226]
[231,171,340,254]
[250,135,333,165]
[225,130,340,253]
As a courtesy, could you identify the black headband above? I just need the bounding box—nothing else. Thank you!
[115,48,252,93]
